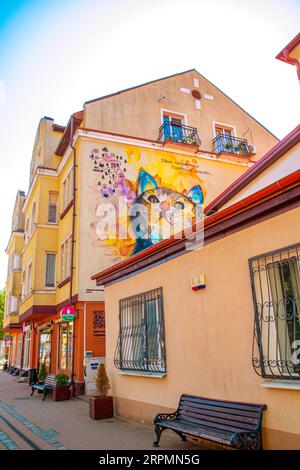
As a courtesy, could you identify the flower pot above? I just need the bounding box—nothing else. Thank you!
[89,396,113,420]
[52,385,70,401]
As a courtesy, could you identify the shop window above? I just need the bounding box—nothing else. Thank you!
[58,321,73,371]
[23,331,31,369]
[16,334,23,367]
[39,327,52,372]
[114,287,166,373]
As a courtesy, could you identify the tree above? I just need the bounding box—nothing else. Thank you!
[0,288,5,340]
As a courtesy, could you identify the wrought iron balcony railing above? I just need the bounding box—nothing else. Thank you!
[158,122,201,147]
[212,134,250,156]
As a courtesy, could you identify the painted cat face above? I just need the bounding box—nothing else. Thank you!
[132,169,203,245]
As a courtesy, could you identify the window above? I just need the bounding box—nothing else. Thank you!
[60,236,71,282]
[45,253,56,288]
[29,202,36,234]
[58,322,73,370]
[250,243,300,380]
[26,263,32,295]
[39,327,52,372]
[114,287,166,373]
[62,169,73,210]
[48,191,58,223]
[21,269,26,299]
[23,331,31,369]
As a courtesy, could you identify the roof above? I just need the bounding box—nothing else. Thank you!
[91,166,300,286]
[55,111,83,156]
[276,33,300,64]
[205,124,300,215]
[84,69,196,105]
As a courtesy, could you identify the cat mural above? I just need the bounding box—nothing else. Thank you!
[129,169,204,254]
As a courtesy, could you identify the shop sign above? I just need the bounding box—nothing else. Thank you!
[4,334,12,343]
[61,305,75,322]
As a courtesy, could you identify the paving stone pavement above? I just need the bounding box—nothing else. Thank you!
[0,371,208,450]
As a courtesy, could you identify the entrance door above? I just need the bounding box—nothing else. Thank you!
[39,328,52,373]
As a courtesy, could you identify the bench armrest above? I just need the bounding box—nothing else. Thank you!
[154,412,177,424]
[231,431,262,450]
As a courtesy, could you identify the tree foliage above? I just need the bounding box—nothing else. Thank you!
[0,288,6,340]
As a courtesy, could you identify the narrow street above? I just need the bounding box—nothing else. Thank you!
[0,372,204,451]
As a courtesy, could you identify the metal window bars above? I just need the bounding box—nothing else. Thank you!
[114,287,166,373]
[249,243,300,380]
[212,134,250,156]
[158,122,201,147]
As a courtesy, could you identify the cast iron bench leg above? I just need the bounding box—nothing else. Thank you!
[31,387,35,396]
[153,425,166,447]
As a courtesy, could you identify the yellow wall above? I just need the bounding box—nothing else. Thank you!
[104,206,300,449]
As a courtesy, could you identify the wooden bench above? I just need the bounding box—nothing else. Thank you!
[153,394,267,450]
[30,374,57,401]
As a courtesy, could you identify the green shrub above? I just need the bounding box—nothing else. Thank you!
[38,362,47,382]
[55,373,69,387]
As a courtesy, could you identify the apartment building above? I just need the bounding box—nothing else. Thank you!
[4,68,278,391]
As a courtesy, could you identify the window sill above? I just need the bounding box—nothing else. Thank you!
[117,370,167,378]
[260,380,300,390]
[60,200,73,220]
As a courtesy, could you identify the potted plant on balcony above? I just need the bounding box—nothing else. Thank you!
[89,364,113,420]
[52,373,70,401]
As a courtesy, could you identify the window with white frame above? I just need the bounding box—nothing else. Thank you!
[26,263,32,295]
[60,236,71,282]
[29,202,36,235]
[48,191,58,223]
[62,169,73,210]
[45,253,56,288]
[21,268,26,299]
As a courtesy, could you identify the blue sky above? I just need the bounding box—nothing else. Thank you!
[0,0,299,287]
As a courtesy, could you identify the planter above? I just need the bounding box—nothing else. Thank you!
[52,385,70,401]
[89,396,113,420]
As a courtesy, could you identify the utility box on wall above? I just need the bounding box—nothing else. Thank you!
[84,356,106,394]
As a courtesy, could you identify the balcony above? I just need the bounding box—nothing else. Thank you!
[212,134,250,157]
[158,122,201,147]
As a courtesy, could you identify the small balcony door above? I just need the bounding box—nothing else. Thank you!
[163,114,184,142]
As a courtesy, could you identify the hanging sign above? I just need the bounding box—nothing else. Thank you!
[61,305,75,322]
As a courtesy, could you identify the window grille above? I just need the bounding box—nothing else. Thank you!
[114,287,166,373]
[249,243,300,380]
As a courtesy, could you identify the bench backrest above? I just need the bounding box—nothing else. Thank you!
[44,374,57,386]
[177,395,266,434]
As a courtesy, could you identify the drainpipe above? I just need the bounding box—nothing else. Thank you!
[69,115,77,390]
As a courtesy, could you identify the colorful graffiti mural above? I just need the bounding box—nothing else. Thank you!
[90,146,206,260]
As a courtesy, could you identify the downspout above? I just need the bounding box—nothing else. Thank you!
[69,115,77,389]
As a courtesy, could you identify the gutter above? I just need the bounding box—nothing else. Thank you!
[69,114,77,388]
